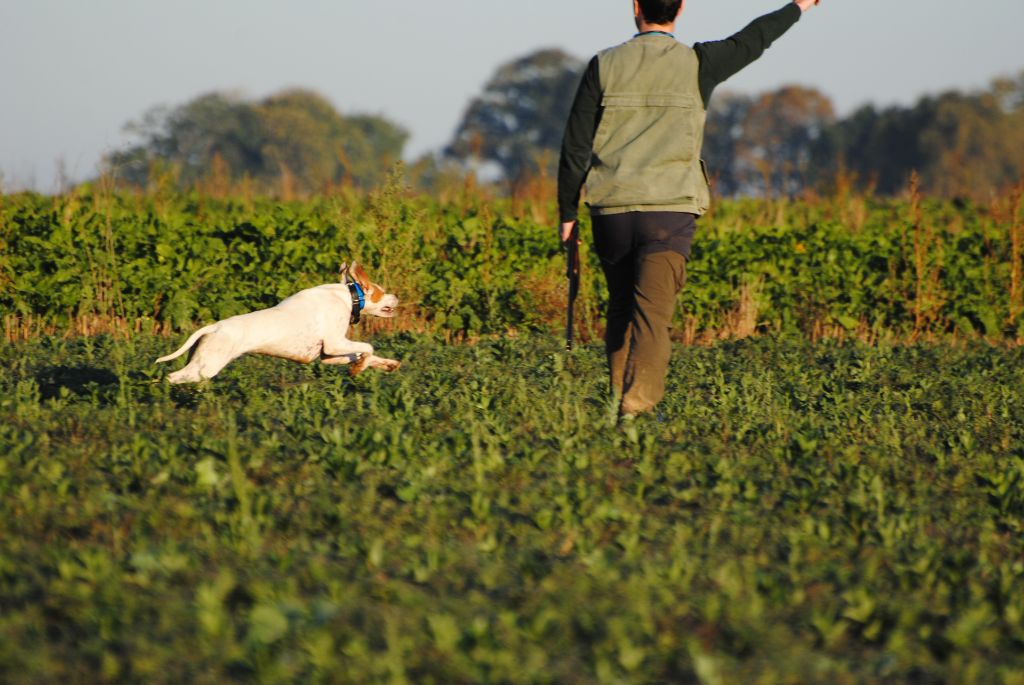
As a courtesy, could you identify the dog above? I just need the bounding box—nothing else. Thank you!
[155,262,400,383]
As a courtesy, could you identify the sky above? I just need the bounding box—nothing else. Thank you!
[2,0,1023,192]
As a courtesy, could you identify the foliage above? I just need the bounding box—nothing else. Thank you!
[444,41,1022,200]
[105,89,409,194]
[3,181,1024,680]
[704,86,835,198]
[3,182,1024,343]
[2,333,1024,682]
[445,49,585,184]
[703,75,1024,199]
[821,79,1024,198]
[101,59,1023,201]
[702,92,754,196]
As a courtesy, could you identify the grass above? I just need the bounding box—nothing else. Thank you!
[2,331,1024,683]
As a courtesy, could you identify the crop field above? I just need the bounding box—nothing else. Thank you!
[2,183,1024,683]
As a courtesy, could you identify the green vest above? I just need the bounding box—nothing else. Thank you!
[586,35,710,216]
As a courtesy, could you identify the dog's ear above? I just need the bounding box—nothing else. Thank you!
[351,262,370,288]
[338,262,350,281]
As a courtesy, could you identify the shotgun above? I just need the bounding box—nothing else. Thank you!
[563,220,580,351]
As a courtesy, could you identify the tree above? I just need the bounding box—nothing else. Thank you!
[824,80,1024,198]
[701,87,835,197]
[256,89,347,191]
[105,89,408,193]
[702,92,753,196]
[732,86,836,196]
[109,92,264,188]
[922,86,1024,197]
[990,69,1024,113]
[445,49,585,183]
[256,90,409,191]
[340,114,408,189]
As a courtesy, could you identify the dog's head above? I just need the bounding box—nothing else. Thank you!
[339,261,399,318]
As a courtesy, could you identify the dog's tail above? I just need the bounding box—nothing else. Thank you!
[155,324,217,364]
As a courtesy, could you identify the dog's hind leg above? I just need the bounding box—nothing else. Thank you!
[166,336,238,384]
[167,364,206,384]
[156,323,218,364]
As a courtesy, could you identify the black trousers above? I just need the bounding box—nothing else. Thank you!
[591,211,696,414]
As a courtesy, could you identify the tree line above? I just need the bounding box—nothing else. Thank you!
[104,50,1024,199]
[107,89,407,195]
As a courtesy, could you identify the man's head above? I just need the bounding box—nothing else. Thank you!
[633,0,684,28]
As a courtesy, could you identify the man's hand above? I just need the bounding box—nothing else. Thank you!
[560,220,577,244]
[794,0,819,11]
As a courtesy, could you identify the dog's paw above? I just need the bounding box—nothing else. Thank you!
[366,356,401,372]
[348,354,369,377]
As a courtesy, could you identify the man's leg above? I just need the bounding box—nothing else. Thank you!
[601,257,636,397]
[621,250,687,416]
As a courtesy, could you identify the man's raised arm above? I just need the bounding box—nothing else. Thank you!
[694,1,819,107]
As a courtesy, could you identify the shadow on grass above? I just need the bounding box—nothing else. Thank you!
[34,365,119,402]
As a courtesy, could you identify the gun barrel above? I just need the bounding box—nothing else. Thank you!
[565,221,580,351]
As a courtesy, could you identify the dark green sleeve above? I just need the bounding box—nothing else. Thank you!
[557,56,601,224]
[694,3,802,107]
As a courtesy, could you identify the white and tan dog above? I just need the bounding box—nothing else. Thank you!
[156,262,400,383]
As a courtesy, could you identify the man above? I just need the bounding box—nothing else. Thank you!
[558,0,820,418]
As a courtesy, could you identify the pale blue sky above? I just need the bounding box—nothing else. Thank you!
[2,0,1022,191]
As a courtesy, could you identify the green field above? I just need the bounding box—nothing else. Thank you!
[2,187,1024,683]
[3,333,1024,683]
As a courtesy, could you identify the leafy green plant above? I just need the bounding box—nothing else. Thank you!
[2,333,1024,682]
[4,183,1024,343]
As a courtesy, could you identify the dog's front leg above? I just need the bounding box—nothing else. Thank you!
[321,339,374,376]
[321,353,400,372]
[320,353,360,365]
[365,355,401,371]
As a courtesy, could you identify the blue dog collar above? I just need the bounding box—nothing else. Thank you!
[348,281,365,324]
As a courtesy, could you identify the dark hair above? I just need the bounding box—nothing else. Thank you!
[637,0,682,24]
